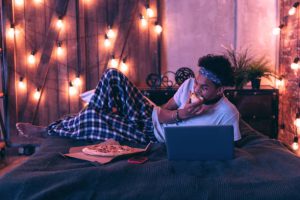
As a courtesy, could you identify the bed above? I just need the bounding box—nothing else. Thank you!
[0,121,300,200]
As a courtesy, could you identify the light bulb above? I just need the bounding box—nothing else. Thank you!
[155,24,162,34]
[57,18,63,29]
[146,7,154,18]
[289,2,300,16]
[110,57,118,68]
[292,141,299,150]
[291,62,299,70]
[15,0,24,6]
[120,60,128,73]
[104,34,111,47]
[295,118,300,127]
[34,88,41,100]
[69,82,77,96]
[107,27,115,39]
[8,26,15,39]
[18,77,26,90]
[140,15,147,28]
[57,46,63,56]
[73,77,81,87]
[289,7,296,15]
[28,52,36,65]
[57,42,63,56]
[272,27,281,35]
[34,0,42,3]
[275,79,284,89]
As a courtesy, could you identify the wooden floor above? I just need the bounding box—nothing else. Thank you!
[0,148,29,177]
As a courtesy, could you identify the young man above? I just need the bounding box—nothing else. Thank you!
[16,54,241,144]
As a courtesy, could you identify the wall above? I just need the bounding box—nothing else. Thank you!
[163,0,279,76]
[279,0,300,144]
[3,0,161,135]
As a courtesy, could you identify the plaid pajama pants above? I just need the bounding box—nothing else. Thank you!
[47,69,157,144]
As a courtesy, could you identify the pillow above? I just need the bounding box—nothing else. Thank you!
[80,89,95,103]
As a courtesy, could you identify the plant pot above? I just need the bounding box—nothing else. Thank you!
[251,78,261,90]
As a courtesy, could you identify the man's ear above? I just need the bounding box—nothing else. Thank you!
[216,87,224,95]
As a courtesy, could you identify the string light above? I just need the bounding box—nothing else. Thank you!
[9,1,164,115]
[292,136,299,150]
[289,2,300,16]
[104,34,111,48]
[120,58,128,73]
[110,55,118,68]
[28,51,36,65]
[8,24,15,39]
[275,78,284,89]
[73,76,82,87]
[33,88,41,101]
[69,81,77,96]
[294,112,300,127]
[291,57,299,70]
[146,4,154,18]
[34,0,43,4]
[56,17,63,29]
[18,77,26,90]
[107,26,115,39]
[272,24,284,35]
[84,0,92,4]
[155,22,163,34]
[15,0,24,6]
[57,41,63,56]
[140,14,147,28]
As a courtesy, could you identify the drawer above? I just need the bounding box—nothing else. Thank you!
[225,90,278,118]
[141,89,176,106]
[244,118,278,138]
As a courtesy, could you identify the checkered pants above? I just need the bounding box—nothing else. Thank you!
[47,69,157,144]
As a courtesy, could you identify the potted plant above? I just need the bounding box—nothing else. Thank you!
[247,57,272,89]
[223,46,253,89]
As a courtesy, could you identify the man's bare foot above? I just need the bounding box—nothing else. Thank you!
[16,123,47,138]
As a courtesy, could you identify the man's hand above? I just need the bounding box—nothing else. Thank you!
[179,94,212,120]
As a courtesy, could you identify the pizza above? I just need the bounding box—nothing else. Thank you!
[82,143,137,157]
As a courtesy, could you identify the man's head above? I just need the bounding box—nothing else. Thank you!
[194,54,234,102]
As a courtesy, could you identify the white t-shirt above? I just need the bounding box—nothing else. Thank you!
[151,78,241,142]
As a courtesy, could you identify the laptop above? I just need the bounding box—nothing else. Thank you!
[164,125,234,161]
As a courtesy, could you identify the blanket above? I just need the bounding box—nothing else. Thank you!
[0,121,300,200]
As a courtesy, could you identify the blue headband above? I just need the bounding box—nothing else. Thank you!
[199,67,222,85]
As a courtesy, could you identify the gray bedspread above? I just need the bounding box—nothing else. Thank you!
[1,121,300,200]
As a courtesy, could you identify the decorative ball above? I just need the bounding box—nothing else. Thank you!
[161,71,176,88]
[175,67,195,85]
[146,73,161,88]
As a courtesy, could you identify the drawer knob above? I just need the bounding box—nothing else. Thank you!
[252,115,256,119]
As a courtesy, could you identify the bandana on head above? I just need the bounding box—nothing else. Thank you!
[199,67,222,85]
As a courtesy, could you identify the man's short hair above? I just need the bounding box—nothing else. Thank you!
[198,54,234,87]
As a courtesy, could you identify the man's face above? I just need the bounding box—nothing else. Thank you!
[193,74,221,101]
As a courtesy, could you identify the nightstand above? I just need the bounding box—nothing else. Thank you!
[224,86,278,139]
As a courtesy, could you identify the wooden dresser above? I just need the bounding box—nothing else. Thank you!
[141,86,279,139]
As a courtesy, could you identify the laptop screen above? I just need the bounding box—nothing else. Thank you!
[164,125,234,161]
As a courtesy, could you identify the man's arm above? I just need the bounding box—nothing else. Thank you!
[161,97,178,110]
[158,98,206,124]
[157,97,179,124]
